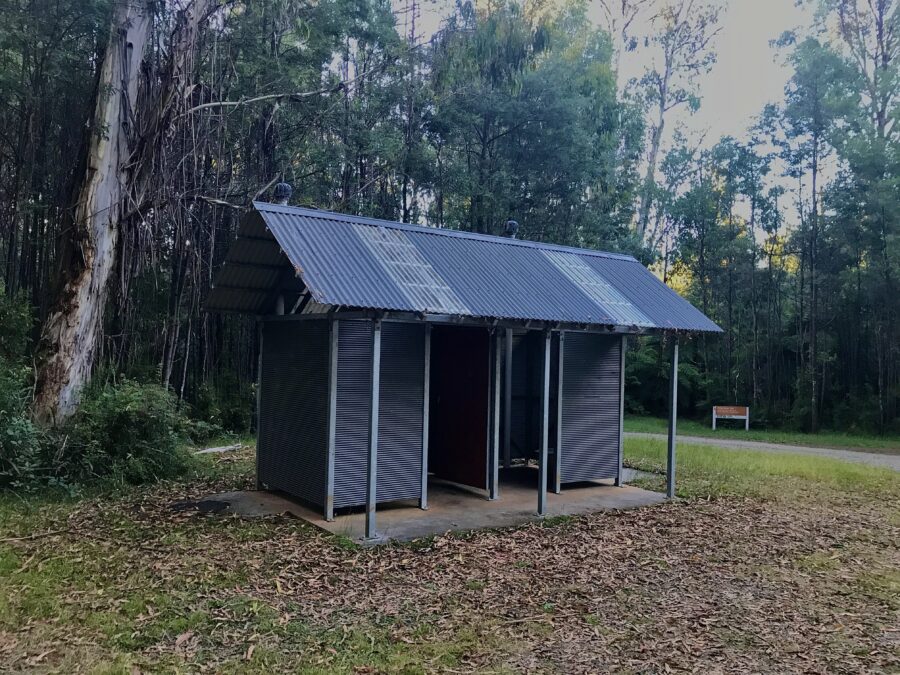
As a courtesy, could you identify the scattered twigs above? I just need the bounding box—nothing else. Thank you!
[0,529,69,543]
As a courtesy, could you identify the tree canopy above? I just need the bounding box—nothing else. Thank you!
[0,0,897,436]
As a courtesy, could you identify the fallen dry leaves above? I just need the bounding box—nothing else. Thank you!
[0,459,898,673]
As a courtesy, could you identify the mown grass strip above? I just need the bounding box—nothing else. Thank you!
[624,437,900,500]
[624,415,900,452]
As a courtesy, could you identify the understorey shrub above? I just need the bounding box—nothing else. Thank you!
[0,292,45,488]
[182,417,224,446]
[59,380,196,485]
[0,291,201,489]
[0,366,45,487]
[192,378,253,436]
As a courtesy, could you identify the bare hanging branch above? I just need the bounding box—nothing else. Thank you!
[32,0,222,425]
[180,41,425,116]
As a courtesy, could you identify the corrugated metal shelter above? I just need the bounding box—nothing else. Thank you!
[207,202,721,537]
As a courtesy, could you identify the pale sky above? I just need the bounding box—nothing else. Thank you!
[621,0,814,148]
[410,0,816,149]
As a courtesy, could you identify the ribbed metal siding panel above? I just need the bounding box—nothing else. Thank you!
[265,216,416,311]
[560,333,620,483]
[207,211,288,313]
[205,288,268,313]
[333,320,373,509]
[376,322,425,503]
[333,320,425,508]
[257,319,329,505]
[543,250,654,327]
[354,225,469,314]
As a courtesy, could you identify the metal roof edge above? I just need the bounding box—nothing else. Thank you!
[252,201,640,263]
[261,308,722,333]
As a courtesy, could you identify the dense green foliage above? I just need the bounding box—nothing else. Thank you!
[0,291,201,488]
[0,0,896,464]
[0,292,44,485]
[638,15,899,432]
[59,381,197,485]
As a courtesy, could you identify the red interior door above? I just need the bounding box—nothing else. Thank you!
[429,326,489,490]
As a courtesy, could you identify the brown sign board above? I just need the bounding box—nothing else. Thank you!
[714,406,749,417]
[712,405,749,430]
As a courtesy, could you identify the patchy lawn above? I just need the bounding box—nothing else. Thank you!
[625,415,900,453]
[0,443,898,673]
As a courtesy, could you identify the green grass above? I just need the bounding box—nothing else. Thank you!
[1,443,898,671]
[0,448,508,672]
[625,415,900,452]
[623,436,900,500]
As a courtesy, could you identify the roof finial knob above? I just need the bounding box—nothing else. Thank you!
[503,219,519,239]
[273,182,292,205]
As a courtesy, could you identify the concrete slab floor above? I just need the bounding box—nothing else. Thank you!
[200,467,666,544]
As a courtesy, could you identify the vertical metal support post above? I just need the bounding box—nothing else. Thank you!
[420,324,431,510]
[484,333,493,499]
[489,330,501,500]
[666,336,679,499]
[746,409,750,431]
[538,329,551,516]
[503,328,512,468]
[365,319,382,539]
[255,321,263,491]
[615,335,626,487]
[554,331,564,494]
[324,319,339,520]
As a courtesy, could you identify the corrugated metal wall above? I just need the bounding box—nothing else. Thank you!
[257,318,620,509]
[258,319,330,506]
[333,319,425,509]
[377,322,425,502]
[333,320,373,509]
[559,332,621,483]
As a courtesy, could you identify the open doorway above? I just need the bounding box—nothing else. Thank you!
[428,325,490,492]
[503,330,559,489]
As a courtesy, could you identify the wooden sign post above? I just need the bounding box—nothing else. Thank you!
[712,405,749,431]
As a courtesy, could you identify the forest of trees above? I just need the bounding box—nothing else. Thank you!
[0,0,897,463]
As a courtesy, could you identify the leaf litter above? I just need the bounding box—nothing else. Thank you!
[0,452,897,673]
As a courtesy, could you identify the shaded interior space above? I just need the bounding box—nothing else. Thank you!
[214,470,664,543]
[428,325,490,492]
[425,326,564,498]
[505,329,560,486]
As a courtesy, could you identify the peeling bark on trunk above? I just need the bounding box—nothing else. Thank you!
[32,0,218,425]
[32,1,152,425]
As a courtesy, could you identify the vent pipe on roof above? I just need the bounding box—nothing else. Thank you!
[272,182,293,205]
[503,219,519,239]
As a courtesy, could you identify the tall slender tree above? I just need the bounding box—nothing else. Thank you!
[635,0,721,242]
[780,37,854,431]
[32,0,220,424]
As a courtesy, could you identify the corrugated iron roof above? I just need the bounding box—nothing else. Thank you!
[206,202,721,333]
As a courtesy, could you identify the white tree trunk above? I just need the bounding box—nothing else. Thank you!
[32,1,152,425]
